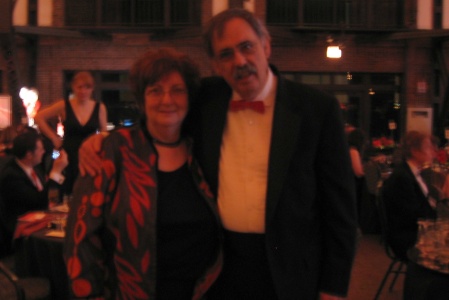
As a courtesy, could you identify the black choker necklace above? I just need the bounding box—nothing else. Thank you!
[152,137,183,148]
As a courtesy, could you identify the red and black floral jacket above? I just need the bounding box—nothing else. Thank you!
[64,125,223,299]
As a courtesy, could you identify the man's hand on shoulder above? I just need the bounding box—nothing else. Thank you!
[78,132,107,177]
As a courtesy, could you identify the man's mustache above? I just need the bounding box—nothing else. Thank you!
[233,65,257,80]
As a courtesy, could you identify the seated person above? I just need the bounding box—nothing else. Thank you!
[382,131,437,260]
[0,131,67,253]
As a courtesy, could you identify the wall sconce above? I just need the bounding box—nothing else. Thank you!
[326,36,342,58]
[346,72,352,80]
[368,88,375,95]
[326,46,341,58]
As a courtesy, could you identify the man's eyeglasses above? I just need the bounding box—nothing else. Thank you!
[146,87,188,99]
[215,41,256,62]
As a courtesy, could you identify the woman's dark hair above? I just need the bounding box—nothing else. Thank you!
[129,47,200,111]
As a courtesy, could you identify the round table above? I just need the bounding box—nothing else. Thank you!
[404,247,449,300]
[14,218,69,299]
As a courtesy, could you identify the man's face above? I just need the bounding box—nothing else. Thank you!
[31,140,45,167]
[413,137,435,166]
[211,18,271,100]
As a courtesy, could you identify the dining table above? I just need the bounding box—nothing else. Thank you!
[13,206,70,300]
[404,246,449,300]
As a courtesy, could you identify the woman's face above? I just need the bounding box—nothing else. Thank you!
[144,71,189,132]
[72,80,93,101]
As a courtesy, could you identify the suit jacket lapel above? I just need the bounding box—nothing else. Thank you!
[201,84,232,194]
[266,76,303,226]
[404,162,428,201]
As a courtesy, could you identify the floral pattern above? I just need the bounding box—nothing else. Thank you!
[64,124,222,299]
[372,136,395,149]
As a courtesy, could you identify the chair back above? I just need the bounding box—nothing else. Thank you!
[0,261,51,300]
[373,187,407,300]
[376,189,403,261]
[364,160,382,196]
[0,262,24,300]
[0,193,13,258]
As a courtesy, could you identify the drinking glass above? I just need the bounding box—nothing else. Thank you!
[48,188,60,209]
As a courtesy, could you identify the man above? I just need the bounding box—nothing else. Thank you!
[79,9,357,300]
[0,131,67,253]
[382,131,437,261]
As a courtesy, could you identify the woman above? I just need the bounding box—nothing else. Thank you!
[64,48,222,300]
[347,128,367,220]
[34,71,108,194]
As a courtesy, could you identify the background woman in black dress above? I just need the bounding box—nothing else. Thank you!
[35,71,108,195]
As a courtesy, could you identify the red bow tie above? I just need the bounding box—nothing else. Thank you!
[229,100,265,113]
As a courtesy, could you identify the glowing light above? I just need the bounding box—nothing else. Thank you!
[346,72,352,80]
[19,87,40,126]
[327,46,342,58]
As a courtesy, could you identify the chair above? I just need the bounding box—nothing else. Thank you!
[0,261,51,300]
[360,160,383,234]
[0,261,23,300]
[373,190,407,300]
[364,160,382,197]
[0,192,14,258]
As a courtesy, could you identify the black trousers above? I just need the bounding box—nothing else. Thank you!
[207,230,278,300]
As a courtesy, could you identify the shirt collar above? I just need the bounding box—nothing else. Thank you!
[407,159,422,176]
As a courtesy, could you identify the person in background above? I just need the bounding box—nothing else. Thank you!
[78,8,356,300]
[347,128,367,222]
[382,130,437,261]
[34,71,108,196]
[0,131,67,255]
[64,48,222,300]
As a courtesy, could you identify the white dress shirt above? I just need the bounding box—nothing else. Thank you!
[218,70,277,233]
[407,160,436,208]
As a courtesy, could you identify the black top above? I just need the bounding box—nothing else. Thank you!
[62,99,100,194]
[156,163,218,299]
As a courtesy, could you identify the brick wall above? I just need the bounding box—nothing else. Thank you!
[2,0,448,133]
[35,34,213,105]
[25,33,441,115]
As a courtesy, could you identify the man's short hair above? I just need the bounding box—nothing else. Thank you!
[202,8,270,57]
[12,131,42,159]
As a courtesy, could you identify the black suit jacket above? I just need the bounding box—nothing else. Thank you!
[382,161,436,260]
[0,159,58,238]
[190,66,357,299]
